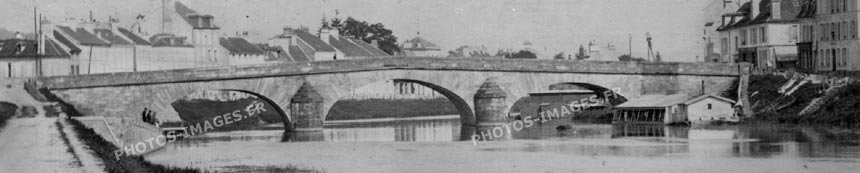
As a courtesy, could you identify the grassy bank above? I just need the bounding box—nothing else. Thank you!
[326,98,459,120]
[66,118,201,173]
[746,74,860,126]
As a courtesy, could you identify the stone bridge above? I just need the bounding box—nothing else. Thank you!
[35,57,746,145]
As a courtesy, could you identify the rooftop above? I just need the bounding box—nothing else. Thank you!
[93,29,132,45]
[616,94,694,108]
[116,28,151,45]
[219,37,264,55]
[0,39,71,58]
[291,29,335,52]
[56,26,109,46]
[174,2,218,29]
[403,36,440,51]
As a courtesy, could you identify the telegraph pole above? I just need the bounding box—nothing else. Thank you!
[628,34,632,56]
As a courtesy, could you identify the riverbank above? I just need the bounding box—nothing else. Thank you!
[326,98,459,120]
[744,74,860,126]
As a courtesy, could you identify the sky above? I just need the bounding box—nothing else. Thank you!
[0,0,711,61]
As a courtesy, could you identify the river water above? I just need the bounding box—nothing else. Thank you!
[144,115,860,172]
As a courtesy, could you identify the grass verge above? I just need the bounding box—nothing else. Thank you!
[55,121,84,167]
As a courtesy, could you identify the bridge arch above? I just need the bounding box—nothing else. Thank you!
[321,78,476,126]
[168,89,291,131]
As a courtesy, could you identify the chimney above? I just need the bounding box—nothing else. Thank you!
[283,27,297,45]
[751,0,761,20]
[202,16,212,28]
[772,0,781,20]
[320,28,331,44]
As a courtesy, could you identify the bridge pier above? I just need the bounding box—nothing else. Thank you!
[289,82,325,132]
[473,78,512,141]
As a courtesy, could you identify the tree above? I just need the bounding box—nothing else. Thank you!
[507,50,537,59]
[553,52,567,60]
[575,45,590,60]
[654,51,663,62]
[324,17,401,55]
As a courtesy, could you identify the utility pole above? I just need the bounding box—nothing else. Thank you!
[34,7,42,77]
[646,32,654,61]
[628,34,632,56]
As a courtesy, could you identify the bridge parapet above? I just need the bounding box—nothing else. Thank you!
[36,57,747,89]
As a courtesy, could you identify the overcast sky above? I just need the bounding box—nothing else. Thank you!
[1,0,709,61]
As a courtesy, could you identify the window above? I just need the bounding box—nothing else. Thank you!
[707,103,712,109]
[853,21,857,38]
[741,30,747,45]
[751,29,758,45]
[844,48,849,67]
[832,23,837,40]
[820,24,825,41]
[819,50,824,67]
[761,27,767,43]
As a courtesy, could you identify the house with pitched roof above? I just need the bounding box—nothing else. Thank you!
[401,35,442,57]
[319,27,390,59]
[717,0,802,70]
[159,0,224,67]
[267,27,390,62]
[268,27,336,61]
[613,94,737,125]
[0,39,71,77]
[218,37,266,65]
[49,21,137,74]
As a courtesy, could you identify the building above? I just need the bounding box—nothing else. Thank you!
[703,0,741,63]
[684,94,737,123]
[161,0,222,66]
[0,39,70,77]
[812,0,859,75]
[613,94,737,124]
[717,0,802,70]
[267,27,390,62]
[797,0,817,72]
[269,27,337,61]
[50,22,136,74]
[612,94,693,125]
[218,37,266,66]
[401,35,442,57]
[320,27,390,59]
[584,40,622,61]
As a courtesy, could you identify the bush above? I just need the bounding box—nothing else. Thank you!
[0,102,18,129]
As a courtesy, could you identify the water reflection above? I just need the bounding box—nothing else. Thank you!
[147,117,860,172]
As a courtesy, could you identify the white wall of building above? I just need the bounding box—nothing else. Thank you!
[0,59,36,77]
[41,57,71,76]
[687,97,735,122]
[136,46,196,71]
